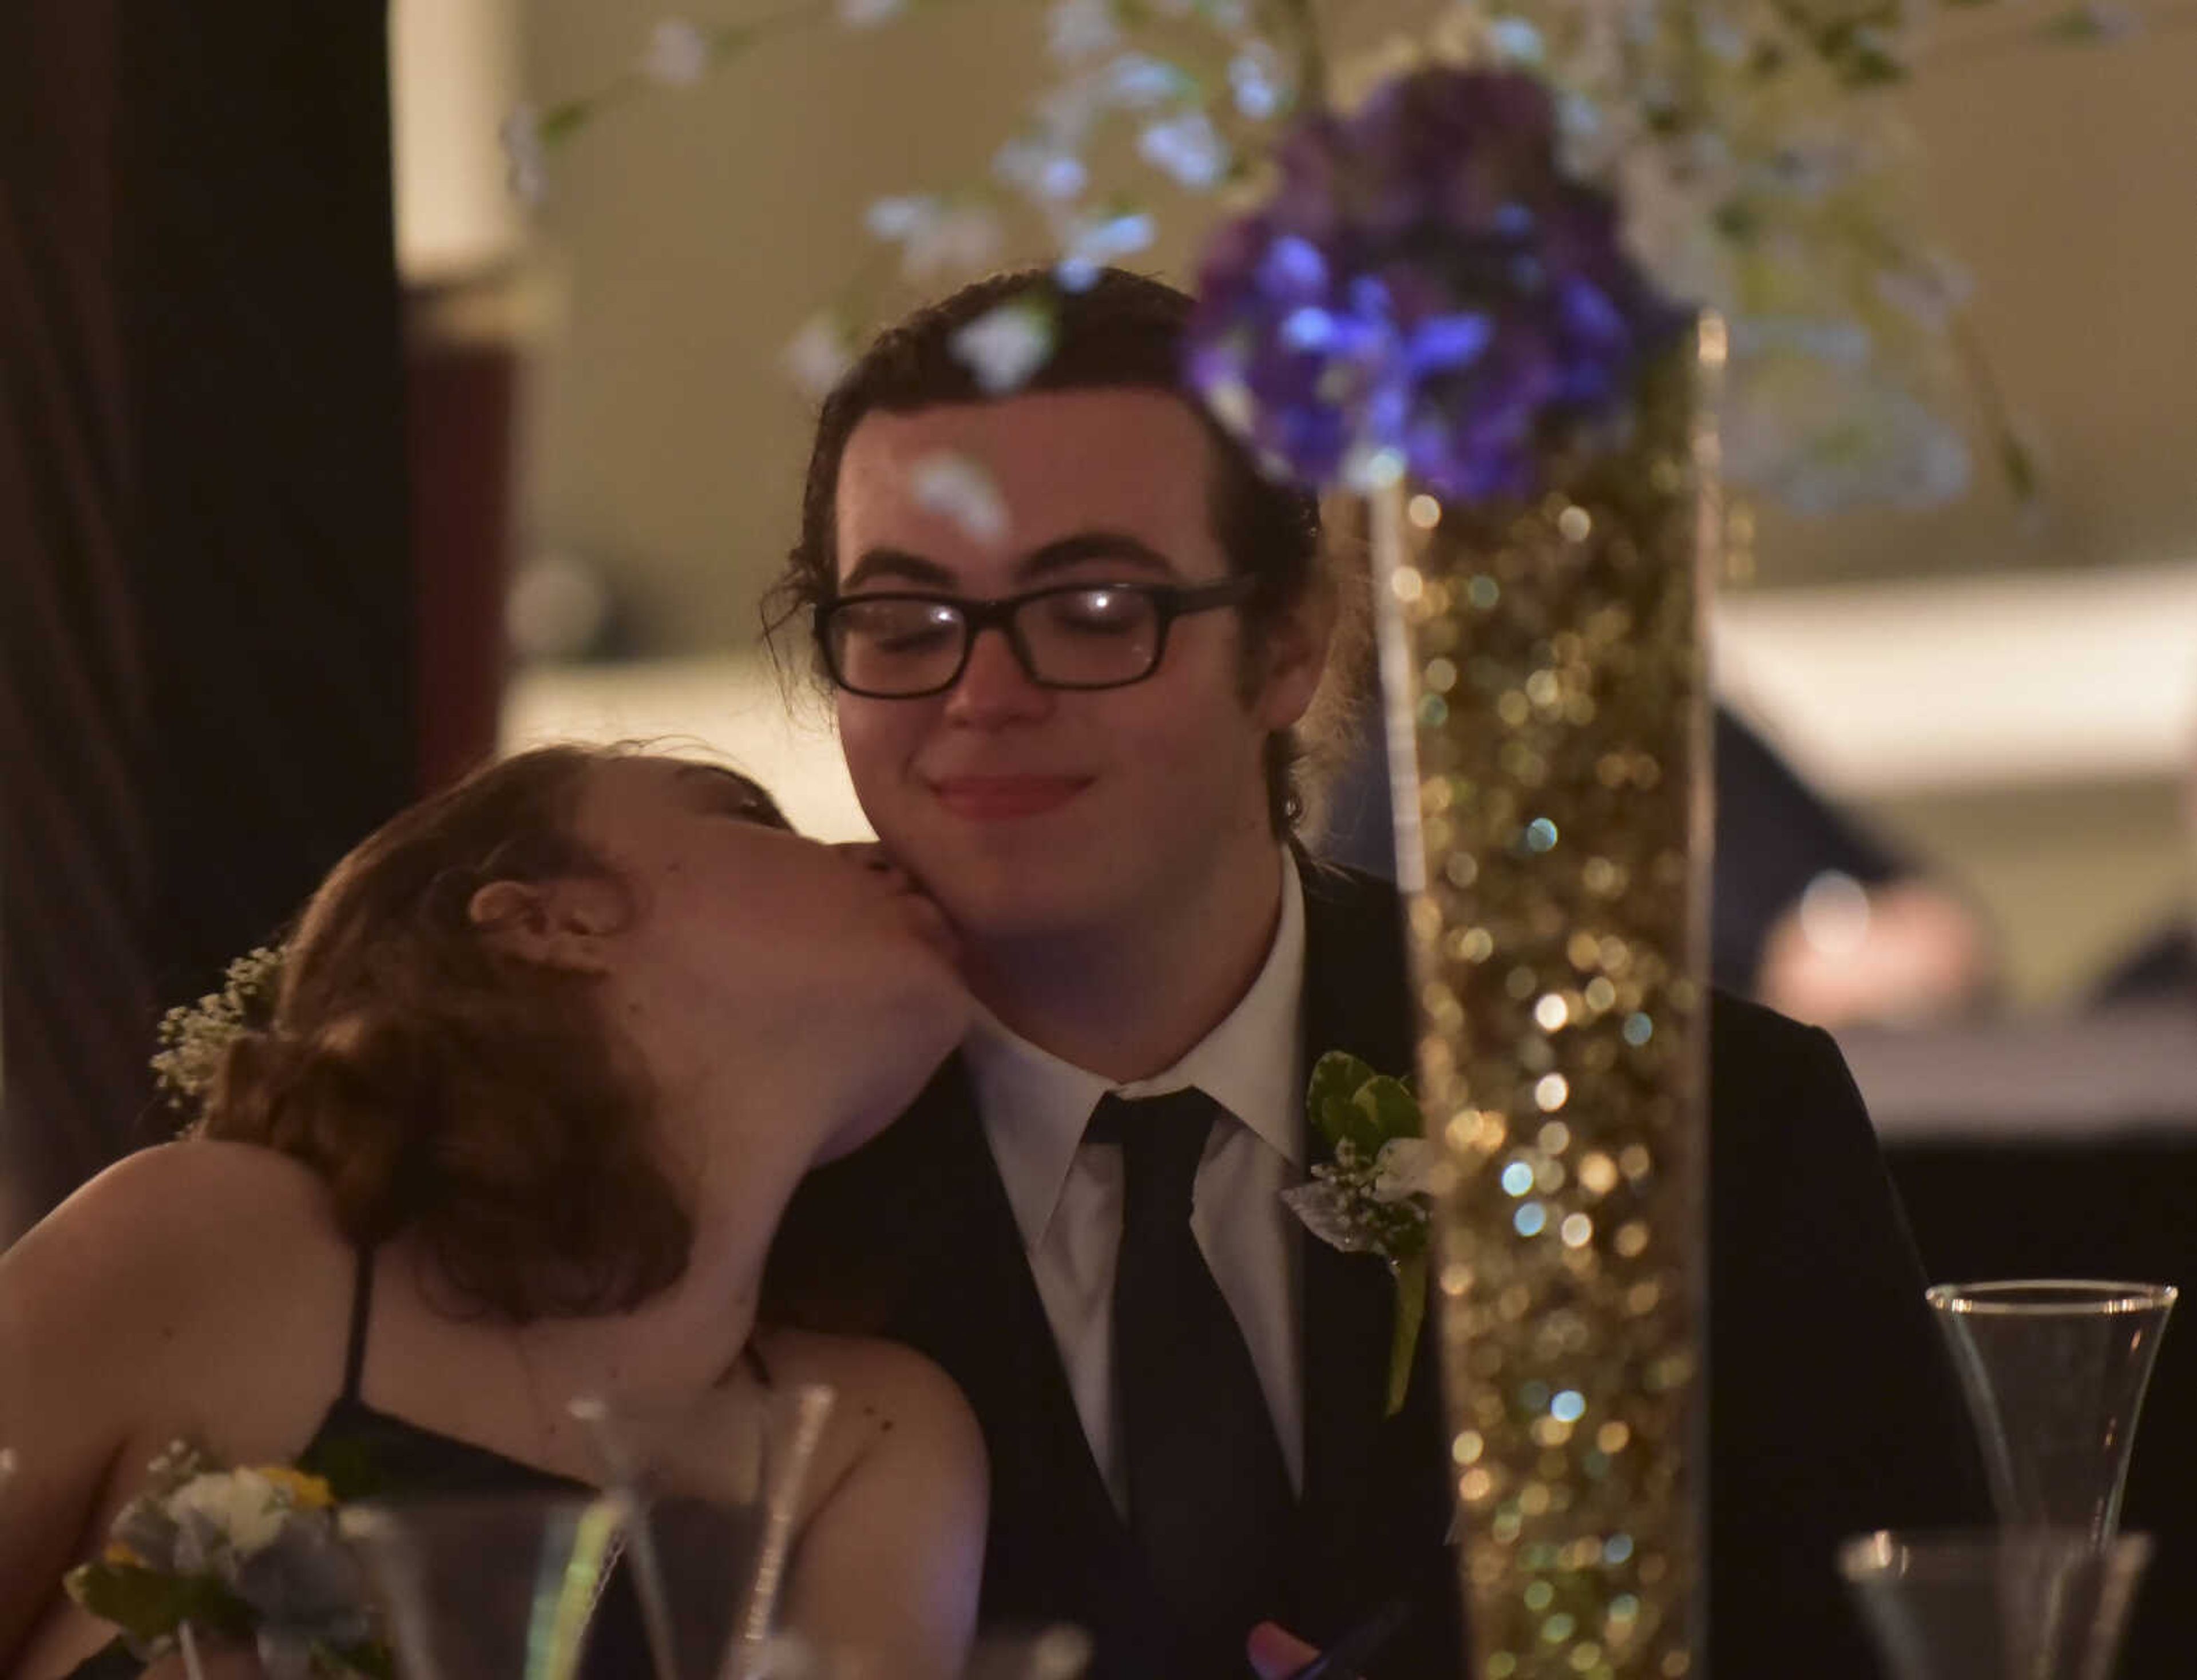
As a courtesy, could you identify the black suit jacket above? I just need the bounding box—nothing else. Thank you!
[766,861,1986,1679]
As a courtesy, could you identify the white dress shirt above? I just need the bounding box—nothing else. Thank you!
[966,849,1308,1511]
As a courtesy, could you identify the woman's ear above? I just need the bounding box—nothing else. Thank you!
[467,877,622,972]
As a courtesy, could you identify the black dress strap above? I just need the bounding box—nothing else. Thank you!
[340,1245,377,1402]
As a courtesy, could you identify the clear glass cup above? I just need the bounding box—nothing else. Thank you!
[340,1490,629,1680]
[1839,1528,2151,1680]
[1925,1280,2176,1538]
[568,1381,836,1680]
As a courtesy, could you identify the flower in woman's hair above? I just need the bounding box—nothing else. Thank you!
[151,946,285,1120]
[1185,67,1689,501]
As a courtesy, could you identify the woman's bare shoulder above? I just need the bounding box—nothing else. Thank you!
[1,1141,346,1327]
[752,1327,985,1493]
[753,1326,975,1432]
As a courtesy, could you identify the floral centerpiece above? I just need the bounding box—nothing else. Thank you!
[1179,63,1690,498]
[511,0,2158,511]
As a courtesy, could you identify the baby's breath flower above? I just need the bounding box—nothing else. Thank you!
[910,453,1012,545]
[950,296,1058,395]
[784,312,856,399]
[151,946,284,1119]
[1048,0,1122,62]
[639,18,713,86]
[1137,111,1230,189]
[838,0,908,28]
[499,104,550,205]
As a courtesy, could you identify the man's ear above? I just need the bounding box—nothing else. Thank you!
[467,877,622,972]
[1253,573,1341,732]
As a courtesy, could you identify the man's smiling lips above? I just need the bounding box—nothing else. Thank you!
[925,774,1093,820]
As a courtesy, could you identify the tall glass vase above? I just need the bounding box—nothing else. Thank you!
[1926,1281,2177,1539]
[1370,321,1723,1680]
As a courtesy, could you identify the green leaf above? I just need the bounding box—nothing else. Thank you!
[1998,430,2041,501]
[538,101,595,145]
[1307,1050,1381,1153]
[1834,46,1909,86]
[322,1641,396,1680]
[1386,1253,1429,1416]
[1713,196,1764,241]
[1354,1074,1425,1146]
[65,1563,251,1645]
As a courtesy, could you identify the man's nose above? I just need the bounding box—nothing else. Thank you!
[943,624,1051,725]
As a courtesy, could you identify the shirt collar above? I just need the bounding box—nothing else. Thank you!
[966,850,1309,1252]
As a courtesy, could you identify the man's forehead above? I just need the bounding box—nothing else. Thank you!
[841,387,1209,476]
[834,390,1221,575]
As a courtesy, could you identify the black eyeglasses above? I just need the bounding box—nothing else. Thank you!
[814,576,1259,698]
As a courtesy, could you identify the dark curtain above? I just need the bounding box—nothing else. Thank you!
[1,0,414,1225]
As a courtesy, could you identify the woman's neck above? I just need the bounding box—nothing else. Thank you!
[511,1068,828,1404]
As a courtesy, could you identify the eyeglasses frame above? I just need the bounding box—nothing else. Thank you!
[814,574,1261,698]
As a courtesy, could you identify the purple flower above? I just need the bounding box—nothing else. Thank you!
[1185,67,1689,499]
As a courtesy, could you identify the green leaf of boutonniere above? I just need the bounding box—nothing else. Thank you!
[1307,1050,1421,1155]
[1307,1050,1381,1154]
[1356,1073,1422,1147]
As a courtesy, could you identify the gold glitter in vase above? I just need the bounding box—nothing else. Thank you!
[1370,325,1720,1680]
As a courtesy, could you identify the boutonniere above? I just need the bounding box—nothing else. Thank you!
[65,1440,388,1680]
[1282,1050,1439,1417]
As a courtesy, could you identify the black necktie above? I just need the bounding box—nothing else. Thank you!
[1091,1088,1294,1671]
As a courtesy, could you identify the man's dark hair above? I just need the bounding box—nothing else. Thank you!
[764,266,1331,835]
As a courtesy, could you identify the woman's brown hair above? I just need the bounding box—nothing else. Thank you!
[196,744,732,1322]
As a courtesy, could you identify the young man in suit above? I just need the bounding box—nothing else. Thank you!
[764,267,1984,1680]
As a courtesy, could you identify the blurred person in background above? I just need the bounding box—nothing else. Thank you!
[1322,699,2000,1029]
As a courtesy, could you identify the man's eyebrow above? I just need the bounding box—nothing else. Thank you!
[840,548,958,591]
[1017,533,1179,581]
[840,533,1179,595]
